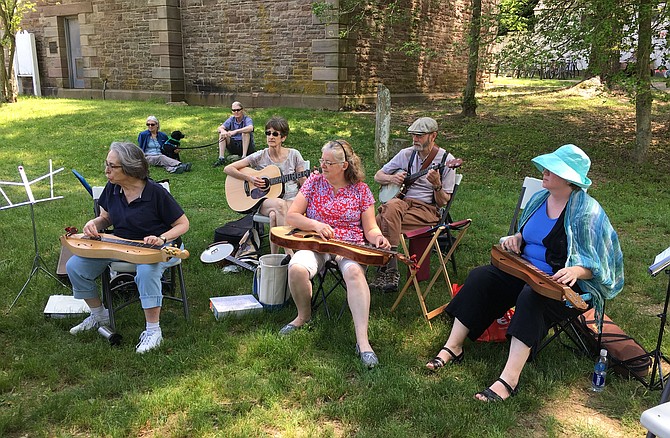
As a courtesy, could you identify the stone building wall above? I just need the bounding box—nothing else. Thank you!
[19,0,490,109]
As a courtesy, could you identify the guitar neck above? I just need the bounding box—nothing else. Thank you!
[268,169,312,186]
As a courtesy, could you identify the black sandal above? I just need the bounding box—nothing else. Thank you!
[475,377,519,402]
[425,346,464,371]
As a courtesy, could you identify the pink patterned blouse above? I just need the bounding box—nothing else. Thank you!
[300,174,375,244]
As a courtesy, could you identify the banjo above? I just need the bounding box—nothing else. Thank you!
[379,158,462,203]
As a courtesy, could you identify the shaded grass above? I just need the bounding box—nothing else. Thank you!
[0,85,669,437]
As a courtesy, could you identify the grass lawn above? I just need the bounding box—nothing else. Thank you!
[1,81,669,437]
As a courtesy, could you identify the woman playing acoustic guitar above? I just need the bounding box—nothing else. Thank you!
[278,140,390,368]
[224,116,307,254]
[66,142,190,354]
[425,144,623,402]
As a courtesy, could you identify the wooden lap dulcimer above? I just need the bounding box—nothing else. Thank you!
[490,244,587,310]
[270,225,414,267]
[61,229,190,264]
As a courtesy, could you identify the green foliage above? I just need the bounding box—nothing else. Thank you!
[497,0,537,35]
[311,0,438,59]
[0,0,36,103]
[0,87,668,436]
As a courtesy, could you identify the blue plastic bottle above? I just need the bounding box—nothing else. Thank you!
[591,348,608,392]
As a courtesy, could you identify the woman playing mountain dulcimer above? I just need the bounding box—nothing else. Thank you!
[224,116,307,254]
[66,141,190,354]
[425,144,624,402]
[278,140,390,369]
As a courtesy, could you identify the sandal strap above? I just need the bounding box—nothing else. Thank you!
[429,356,446,369]
[477,387,503,402]
[496,377,517,397]
[441,346,464,364]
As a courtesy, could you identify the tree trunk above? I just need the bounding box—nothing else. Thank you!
[634,0,653,163]
[461,0,482,118]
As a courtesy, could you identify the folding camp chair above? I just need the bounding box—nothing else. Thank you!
[311,259,348,320]
[92,183,189,331]
[388,173,471,327]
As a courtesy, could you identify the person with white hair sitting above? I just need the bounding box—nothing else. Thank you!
[138,115,192,174]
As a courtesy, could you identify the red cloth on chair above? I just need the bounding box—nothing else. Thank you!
[452,283,514,342]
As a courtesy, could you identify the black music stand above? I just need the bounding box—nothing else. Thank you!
[614,247,670,390]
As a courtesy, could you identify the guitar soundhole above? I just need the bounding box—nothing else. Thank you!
[249,178,271,199]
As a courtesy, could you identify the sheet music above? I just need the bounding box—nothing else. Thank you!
[649,245,670,276]
[654,246,670,265]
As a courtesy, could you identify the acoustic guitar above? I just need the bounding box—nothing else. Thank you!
[225,165,313,213]
[379,158,463,203]
[490,244,587,310]
[270,225,414,267]
[61,232,190,265]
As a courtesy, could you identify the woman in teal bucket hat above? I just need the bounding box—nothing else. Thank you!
[425,144,624,402]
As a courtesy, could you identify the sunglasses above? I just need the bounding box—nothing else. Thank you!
[232,108,243,112]
[146,123,156,126]
[265,130,281,137]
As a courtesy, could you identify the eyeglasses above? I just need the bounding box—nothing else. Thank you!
[104,161,123,169]
[265,130,281,137]
[146,123,156,126]
[319,158,343,167]
[232,108,243,112]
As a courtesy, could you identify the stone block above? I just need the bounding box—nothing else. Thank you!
[82,68,100,78]
[159,31,183,44]
[324,53,356,68]
[81,46,97,57]
[149,18,182,32]
[42,2,93,17]
[149,0,179,6]
[160,55,183,68]
[150,44,183,56]
[152,67,184,80]
[312,67,347,81]
[43,27,59,38]
[157,6,181,20]
[79,24,96,36]
[312,38,347,54]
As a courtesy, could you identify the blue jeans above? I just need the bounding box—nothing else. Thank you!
[66,254,181,309]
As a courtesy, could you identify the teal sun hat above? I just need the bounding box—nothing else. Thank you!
[531,144,592,189]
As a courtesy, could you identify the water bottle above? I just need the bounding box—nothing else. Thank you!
[591,348,608,392]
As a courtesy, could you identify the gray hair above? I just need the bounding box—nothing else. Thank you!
[146,115,159,130]
[109,142,149,180]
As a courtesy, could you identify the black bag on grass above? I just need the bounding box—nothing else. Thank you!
[214,214,255,250]
[576,308,651,379]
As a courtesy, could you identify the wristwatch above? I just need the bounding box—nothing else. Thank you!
[160,235,168,244]
[433,185,442,191]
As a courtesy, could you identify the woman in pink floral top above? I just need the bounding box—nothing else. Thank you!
[280,140,390,368]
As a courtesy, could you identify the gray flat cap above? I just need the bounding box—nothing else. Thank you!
[407,117,438,134]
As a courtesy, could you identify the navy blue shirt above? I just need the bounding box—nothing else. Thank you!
[98,179,184,241]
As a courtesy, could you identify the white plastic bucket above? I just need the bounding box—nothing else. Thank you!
[253,254,289,310]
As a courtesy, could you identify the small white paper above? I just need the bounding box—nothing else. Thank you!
[209,295,263,320]
[44,295,90,318]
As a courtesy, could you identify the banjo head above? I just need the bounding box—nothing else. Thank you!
[200,242,235,264]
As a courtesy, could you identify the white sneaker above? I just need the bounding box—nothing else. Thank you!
[70,314,110,335]
[136,330,163,354]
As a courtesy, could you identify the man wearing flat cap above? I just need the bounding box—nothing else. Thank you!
[370,117,457,292]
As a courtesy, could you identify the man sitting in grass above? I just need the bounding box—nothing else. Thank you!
[213,101,255,166]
